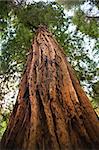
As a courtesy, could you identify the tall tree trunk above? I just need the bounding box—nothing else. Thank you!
[1,26,99,150]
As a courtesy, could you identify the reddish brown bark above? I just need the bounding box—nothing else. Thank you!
[1,25,99,150]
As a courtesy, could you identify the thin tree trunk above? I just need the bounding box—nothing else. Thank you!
[1,25,99,150]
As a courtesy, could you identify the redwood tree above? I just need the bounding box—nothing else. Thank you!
[1,26,99,150]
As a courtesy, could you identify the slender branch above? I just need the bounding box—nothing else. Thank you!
[86,15,99,19]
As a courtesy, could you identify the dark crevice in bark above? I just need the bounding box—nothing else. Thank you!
[34,64,37,84]
[12,101,19,117]
[70,116,91,149]
[56,85,64,109]
[36,88,52,150]
[55,55,64,112]
[50,103,61,150]
[23,87,29,104]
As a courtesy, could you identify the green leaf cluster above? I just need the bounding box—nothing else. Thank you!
[72,9,99,38]
[56,0,84,8]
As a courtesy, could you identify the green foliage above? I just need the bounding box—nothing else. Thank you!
[17,2,65,29]
[57,0,99,38]
[56,0,84,8]
[72,9,99,38]
[92,81,99,104]
[0,111,9,139]
[0,23,32,75]
[56,0,99,9]
[0,0,14,36]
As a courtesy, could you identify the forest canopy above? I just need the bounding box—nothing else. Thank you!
[0,0,99,138]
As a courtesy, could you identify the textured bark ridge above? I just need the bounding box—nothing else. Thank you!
[1,26,99,150]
